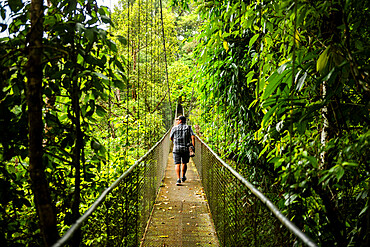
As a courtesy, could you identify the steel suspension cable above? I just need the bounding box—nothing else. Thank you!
[105,0,112,239]
[126,0,131,160]
[149,0,153,145]
[287,0,298,226]
[156,6,160,115]
[159,0,172,122]
[211,64,215,149]
[107,0,112,187]
[145,0,148,148]
[137,0,140,159]
[124,1,132,242]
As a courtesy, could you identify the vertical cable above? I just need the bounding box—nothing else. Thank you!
[135,0,141,242]
[212,66,215,149]
[124,1,131,243]
[159,0,172,123]
[216,61,219,153]
[145,0,149,148]
[288,0,298,221]
[156,4,160,124]
[105,0,112,241]
[149,0,153,145]
[107,0,112,187]
[255,0,263,125]
[137,0,141,159]
[126,0,131,159]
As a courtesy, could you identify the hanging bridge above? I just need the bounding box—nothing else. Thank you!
[3,0,369,246]
[52,123,317,247]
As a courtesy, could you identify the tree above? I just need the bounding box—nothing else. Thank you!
[184,0,370,245]
[0,0,176,244]
[27,0,59,245]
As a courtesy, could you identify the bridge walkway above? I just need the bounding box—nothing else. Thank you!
[140,153,219,247]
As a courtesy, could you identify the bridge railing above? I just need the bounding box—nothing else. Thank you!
[193,135,317,247]
[53,130,171,247]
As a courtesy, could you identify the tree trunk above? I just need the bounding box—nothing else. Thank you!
[320,80,329,168]
[71,42,82,246]
[317,2,347,245]
[71,84,82,246]
[27,0,59,246]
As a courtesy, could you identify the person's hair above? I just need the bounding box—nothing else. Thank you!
[178,115,186,123]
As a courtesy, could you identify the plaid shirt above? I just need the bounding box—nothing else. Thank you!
[170,123,195,153]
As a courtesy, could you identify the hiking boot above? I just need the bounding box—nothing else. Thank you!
[181,176,187,182]
[176,179,181,186]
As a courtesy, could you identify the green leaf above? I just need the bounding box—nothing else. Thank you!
[262,104,278,127]
[101,15,112,25]
[85,28,96,43]
[113,79,125,90]
[107,40,117,52]
[76,23,85,33]
[8,0,23,13]
[262,70,290,99]
[85,54,98,65]
[95,105,106,117]
[0,23,7,32]
[296,71,307,91]
[249,33,259,48]
[316,45,330,74]
[284,193,298,206]
[278,62,289,74]
[91,140,101,150]
[336,166,345,181]
[97,55,107,68]
[322,67,335,81]
[359,205,368,216]
[92,72,109,81]
[342,162,358,167]
[115,59,125,71]
[318,172,330,185]
[307,156,318,168]
[116,35,127,45]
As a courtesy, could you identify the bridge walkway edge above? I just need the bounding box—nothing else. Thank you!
[140,153,220,247]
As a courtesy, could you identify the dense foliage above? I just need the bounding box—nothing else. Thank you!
[1,0,369,246]
[0,0,177,245]
[184,0,370,246]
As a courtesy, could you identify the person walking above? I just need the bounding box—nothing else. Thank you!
[170,115,195,185]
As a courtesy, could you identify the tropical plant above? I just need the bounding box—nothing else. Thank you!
[183,0,370,245]
[0,0,175,245]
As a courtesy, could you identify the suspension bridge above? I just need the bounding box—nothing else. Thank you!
[2,0,369,246]
[52,114,317,247]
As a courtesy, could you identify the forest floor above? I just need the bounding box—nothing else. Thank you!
[140,153,219,247]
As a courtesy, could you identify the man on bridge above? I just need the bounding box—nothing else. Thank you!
[170,116,195,186]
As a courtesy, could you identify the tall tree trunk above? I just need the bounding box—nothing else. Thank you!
[27,0,59,246]
[317,2,347,245]
[71,83,82,246]
[71,44,82,246]
[320,80,329,168]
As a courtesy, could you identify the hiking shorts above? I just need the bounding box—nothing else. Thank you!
[173,151,190,165]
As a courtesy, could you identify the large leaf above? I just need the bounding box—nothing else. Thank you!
[262,104,278,128]
[316,45,330,75]
[95,105,106,117]
[249,33,259,48]
[262,69,291,99]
